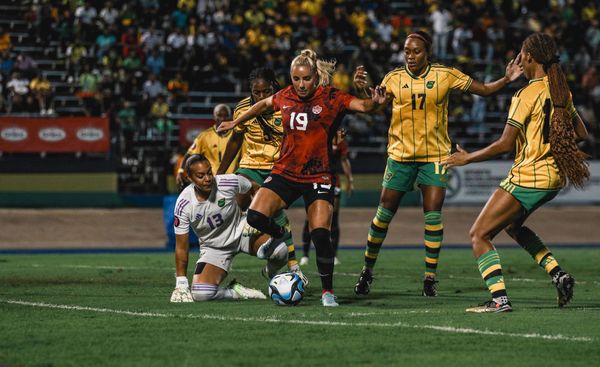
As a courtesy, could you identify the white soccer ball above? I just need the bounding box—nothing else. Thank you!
[268,272,305,306]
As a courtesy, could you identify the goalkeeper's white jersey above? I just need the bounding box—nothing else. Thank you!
[174,175,252,249]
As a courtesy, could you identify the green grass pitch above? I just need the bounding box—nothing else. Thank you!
[1,248,599,366]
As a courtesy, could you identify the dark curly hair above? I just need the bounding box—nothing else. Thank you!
[523,33,589,189]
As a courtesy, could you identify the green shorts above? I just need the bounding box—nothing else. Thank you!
[236,168,271,185]
[499,178,559,214]
[382,158,448,192]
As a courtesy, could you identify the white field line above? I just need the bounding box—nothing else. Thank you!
[1,299,593,343]
[31,264,596,285]
[447,274,593,286]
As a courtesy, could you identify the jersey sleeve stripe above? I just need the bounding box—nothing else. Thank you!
[463,77,473,91]
[507,118,523,129]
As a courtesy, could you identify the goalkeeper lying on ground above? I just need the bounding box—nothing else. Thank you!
[170,154,288,302]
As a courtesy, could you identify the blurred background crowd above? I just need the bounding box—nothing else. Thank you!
[0,0,598,192]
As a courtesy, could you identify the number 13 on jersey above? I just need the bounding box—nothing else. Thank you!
[290,112,308,131]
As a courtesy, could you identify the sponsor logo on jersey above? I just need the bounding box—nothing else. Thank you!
[1,127,28,142]
[174,216,180,227]
[218,198,225,207]
[312,105,322,115]
[427,81,435,89]
[402,84,409,89]
[76,127,104,142]
[38,127,66,142]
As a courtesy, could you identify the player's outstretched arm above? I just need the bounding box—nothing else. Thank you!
[171,233,193,303]
[349,86,388,113]
[217,97,273,133]
[442,124,519,168]
[217,131,244,175]
[468,54,523,96]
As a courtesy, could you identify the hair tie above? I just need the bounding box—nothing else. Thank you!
[407,33,428,44]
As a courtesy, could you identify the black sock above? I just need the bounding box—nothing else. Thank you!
[312,228,334,291]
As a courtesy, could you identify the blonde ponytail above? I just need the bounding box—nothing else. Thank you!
[291,49,336,86]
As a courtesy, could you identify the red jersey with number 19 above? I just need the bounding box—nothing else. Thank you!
[271,85,355,183]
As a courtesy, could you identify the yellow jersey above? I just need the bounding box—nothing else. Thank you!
[381,63,473,162]
[187,125,239,174]
[505,76,579,189]
[233,97,284,170]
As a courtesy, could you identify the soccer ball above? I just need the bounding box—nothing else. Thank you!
[268,272,305,306]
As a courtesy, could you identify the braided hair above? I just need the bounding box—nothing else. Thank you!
[523,33,589,189]
[249,67,280,95]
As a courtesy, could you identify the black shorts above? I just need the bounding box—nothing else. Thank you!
[262,174,335,209]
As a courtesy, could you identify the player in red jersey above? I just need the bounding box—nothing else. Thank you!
[218,49,386,307]
[300,129,353,266]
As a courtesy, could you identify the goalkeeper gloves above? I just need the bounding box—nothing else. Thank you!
[170,276,194,303]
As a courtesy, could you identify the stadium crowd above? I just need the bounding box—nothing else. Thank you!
[0,0,598,157]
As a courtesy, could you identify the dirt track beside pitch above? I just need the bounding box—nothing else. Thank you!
[1,206,599,250]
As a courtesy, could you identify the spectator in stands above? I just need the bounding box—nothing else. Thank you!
[116,100,137,155]
[586,19,600,58]
[30,71,53,115]
[143,73,165,101]
[0,27,12,54]
[150,94,173,136]
[146,48,165,76]
[178,0,196,13]
[429,2,452,60]
[74,1,98,43]
[65,39,88,77]
[122,47,144,72]
[0,51,14,77]
[140,22,164,53]
[14,53,38,79]
[332,63,351,92]
[121,27,139,58]
[166,27,186,67]
[99,2,119,27]
[76,63,101,116]
[171,7,189,30]
[95,26,117,62]
[6,72,30,113]
[452,22,472,58]
[167,72,189,105]
[100,45,122,70]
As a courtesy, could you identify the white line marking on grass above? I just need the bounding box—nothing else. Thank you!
[348,310,441,317]
[448,274,593,285]
[1,299,592,343]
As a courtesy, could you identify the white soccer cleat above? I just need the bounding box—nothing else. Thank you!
[299,256,309,266]
[229,280,267,299]
[321,291,338,307]
[263,243,288,279]
[170,287,194,303]
[257,232,291,259]
[256,238,276,259]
